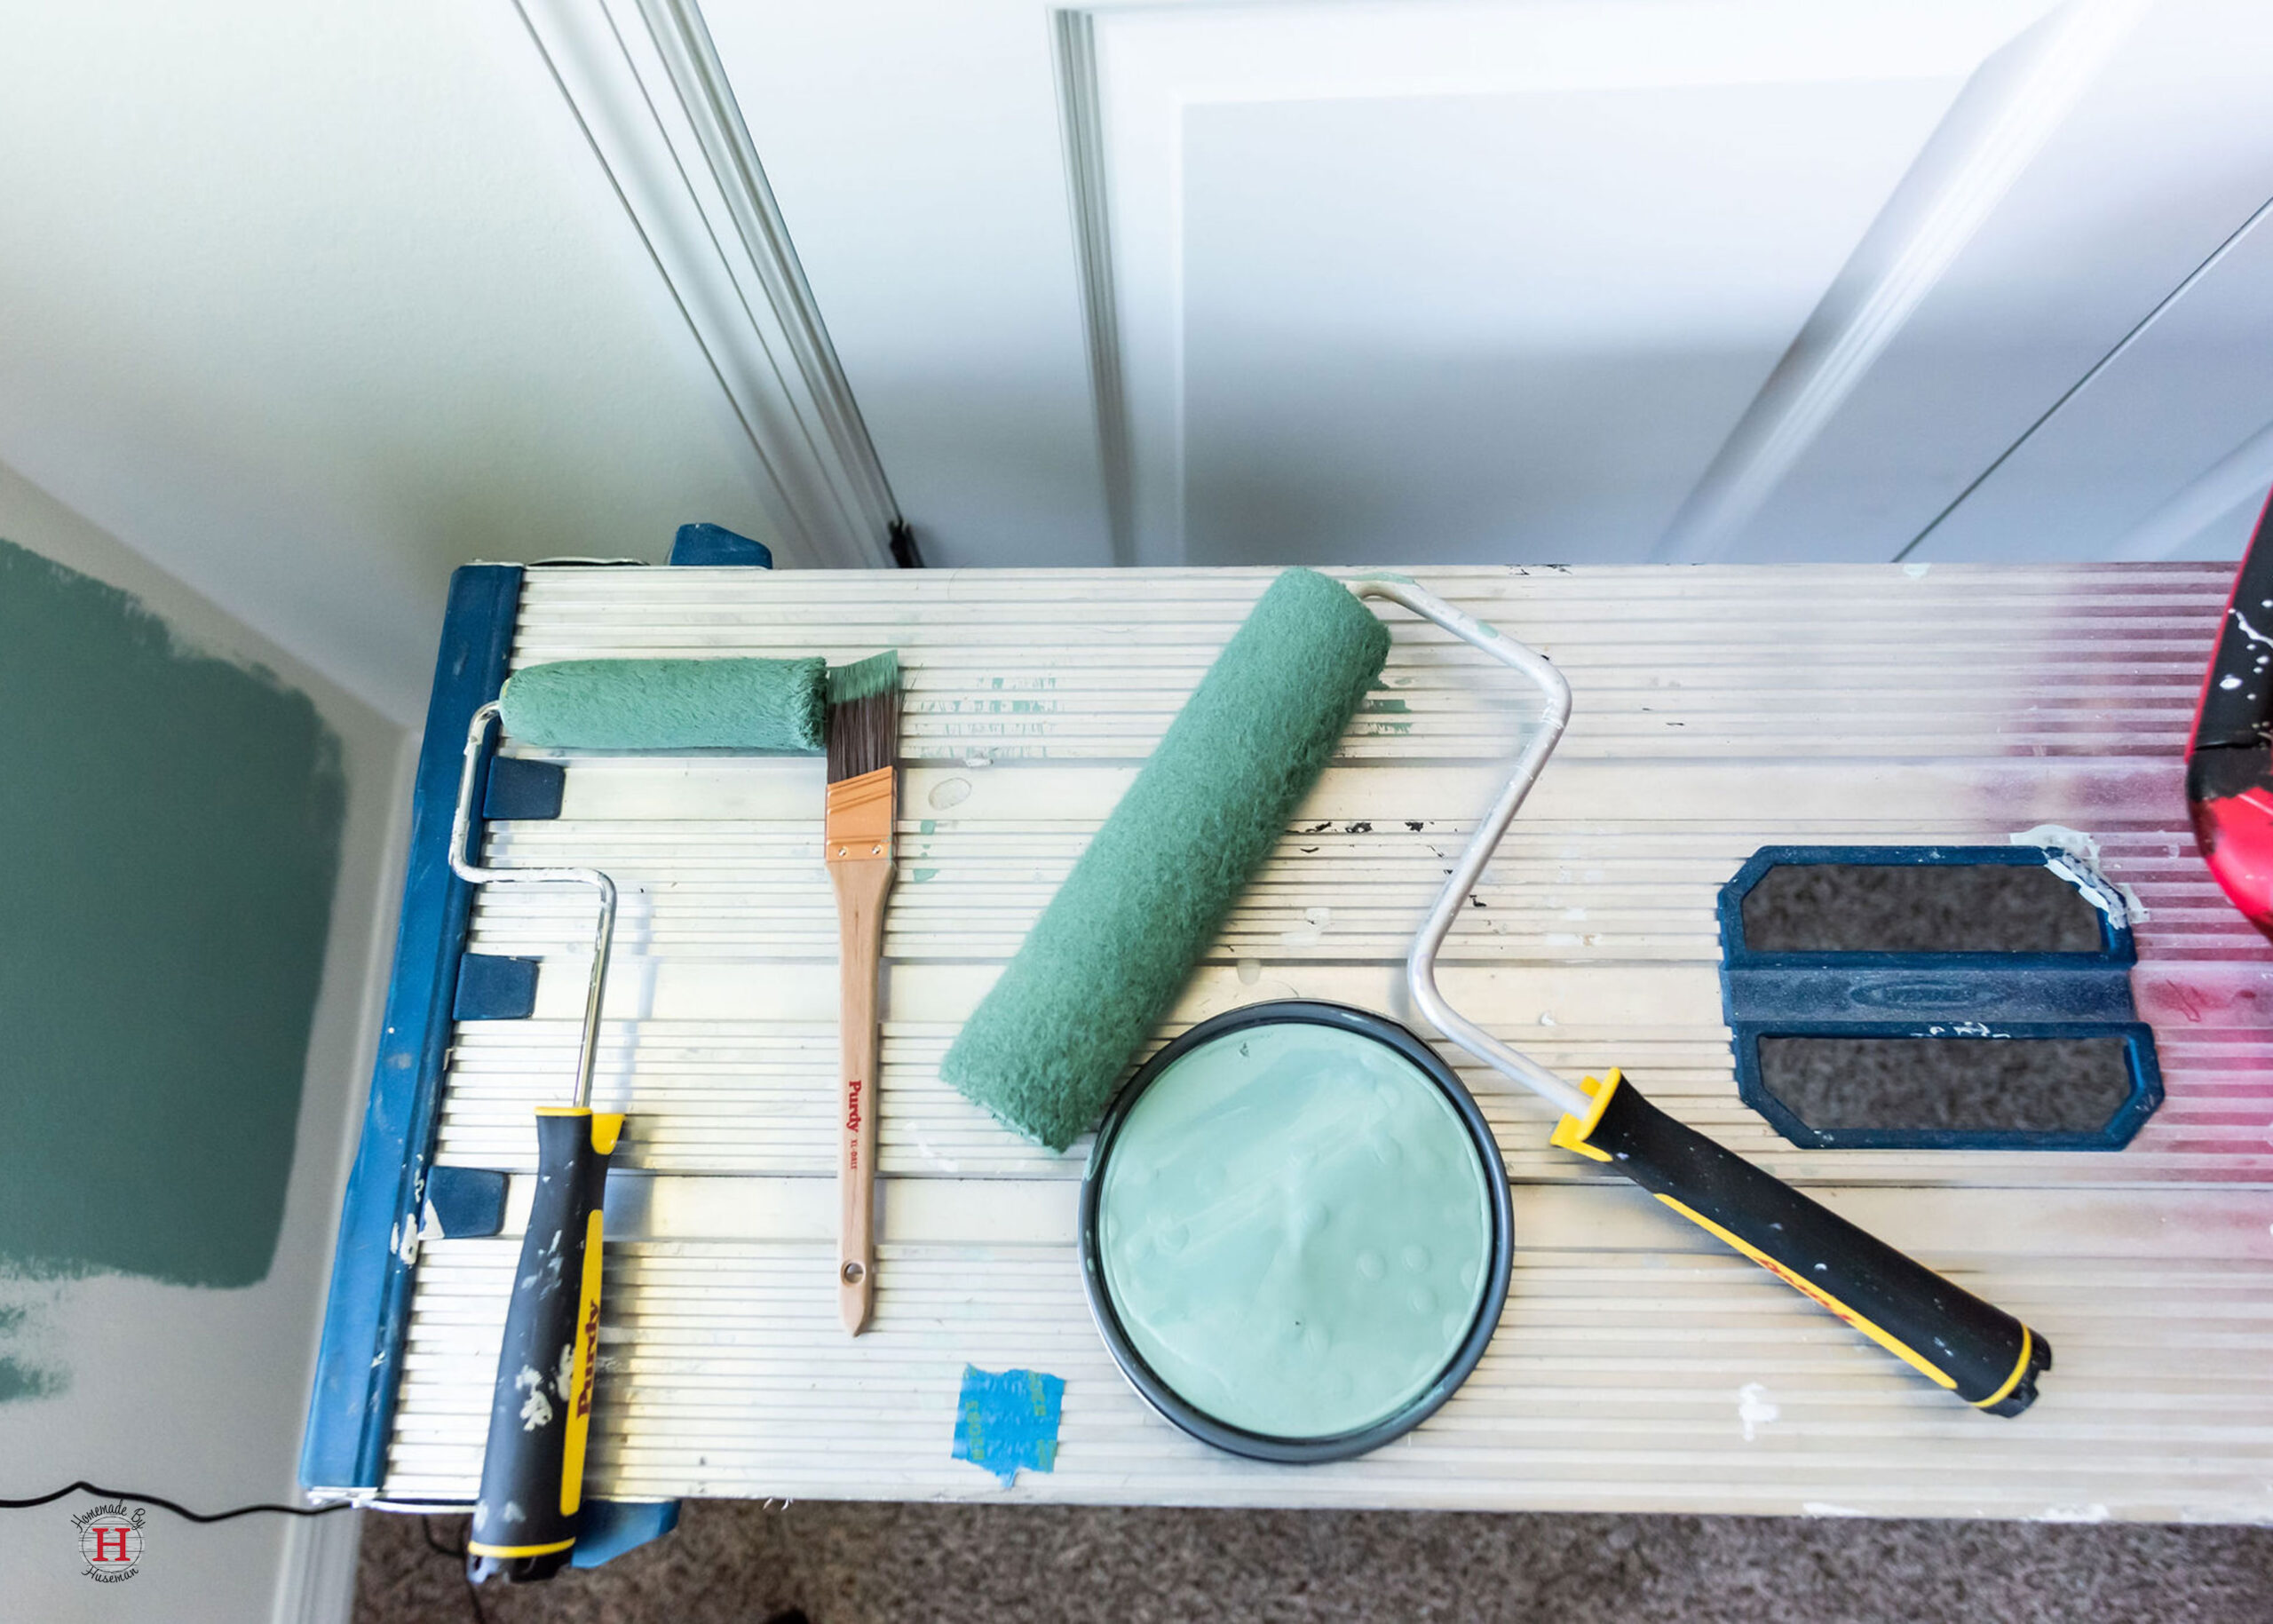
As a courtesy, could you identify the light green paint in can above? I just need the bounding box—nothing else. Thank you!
[1097,1022,1493,1439]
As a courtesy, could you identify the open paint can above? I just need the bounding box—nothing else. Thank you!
[1079,1000,1514,1462]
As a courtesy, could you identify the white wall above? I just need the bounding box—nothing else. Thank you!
[0,457,405,1623]
[0,0,804,723]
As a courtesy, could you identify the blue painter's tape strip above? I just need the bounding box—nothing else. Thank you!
[454,954,540,1021]
[302,564,523,1493]
[669,522,774,568]
[422,1165,509,1239]
[951,1365,1065,1487]
[482,756,565,821]
[571,1499,683,1568]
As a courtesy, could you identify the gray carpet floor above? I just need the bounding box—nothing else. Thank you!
[356,1502,2273,1623]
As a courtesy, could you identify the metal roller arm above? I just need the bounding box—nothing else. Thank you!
[1349,578,1592,1120]
[450,701,617,1110]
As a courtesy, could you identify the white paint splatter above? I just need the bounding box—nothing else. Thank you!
[515,1364,554,1430]
[2011,822,2101,867]
[927,776,972,811]
[1235,958,1262,986]
[1738,1382,1779,1442]
[1279,907,1331,947]
[555,1341,575,1401]
[2222,674,2245,691]
[2232,607,2273,651]
[502,1500,525,1526]
[2036,1504,2111,1523]
[1903,563,1931,579]
[911,1130,962,1173]
[418,1199,443,1241]
[1803,1502,1866,1517]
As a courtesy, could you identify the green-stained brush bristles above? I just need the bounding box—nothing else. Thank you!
[827,651,901,781]
[939,568,1390,1151]
[499,657,826,751]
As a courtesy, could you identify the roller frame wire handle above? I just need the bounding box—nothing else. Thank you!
[1355,578,2050,1416]
[450,702,623,1578]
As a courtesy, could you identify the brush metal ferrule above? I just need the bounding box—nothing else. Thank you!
[825,765,897,862]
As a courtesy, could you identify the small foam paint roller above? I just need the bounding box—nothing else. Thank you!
[500,657,828,752]
[941,567,1390,1151]
[468,654,830,1575]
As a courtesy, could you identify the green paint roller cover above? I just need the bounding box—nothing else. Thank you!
[942,568,1391,1150]
[499,657,827,751]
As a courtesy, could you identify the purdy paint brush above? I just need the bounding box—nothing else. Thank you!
[823,652,901,1335]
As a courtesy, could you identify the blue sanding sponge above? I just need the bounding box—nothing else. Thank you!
[499,657,827,751]
[941,568,1390,1150]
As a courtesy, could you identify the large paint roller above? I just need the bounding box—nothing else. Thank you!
[944,567,2049,1441]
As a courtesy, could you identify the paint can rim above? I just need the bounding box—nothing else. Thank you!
[1077,999,1515,1464]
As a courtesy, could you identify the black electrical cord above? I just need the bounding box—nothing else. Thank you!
[0,1480,349,1524]
[423,1517,490,1624]
[6,1478,501,1623]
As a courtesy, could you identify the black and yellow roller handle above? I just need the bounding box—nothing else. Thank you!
[1552,1071,2049,1414]
[466,1108,622,1580]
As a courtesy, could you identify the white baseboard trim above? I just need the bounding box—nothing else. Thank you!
[271,1509,362,1624]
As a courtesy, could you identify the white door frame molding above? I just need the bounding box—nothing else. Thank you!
[513,0,902,569]
[1909,191,2273,562]
[268,1507,362,1624]
[1051,9,1138,568]
[1652,0,2147,562]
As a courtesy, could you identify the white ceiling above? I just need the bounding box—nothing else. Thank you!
[0,1,802,721]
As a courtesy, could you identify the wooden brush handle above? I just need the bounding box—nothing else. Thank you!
[830,856,892,1335]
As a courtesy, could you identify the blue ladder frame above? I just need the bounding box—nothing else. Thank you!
[305,526,774,1544]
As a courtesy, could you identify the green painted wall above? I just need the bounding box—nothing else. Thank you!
[0,537,345,1297]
